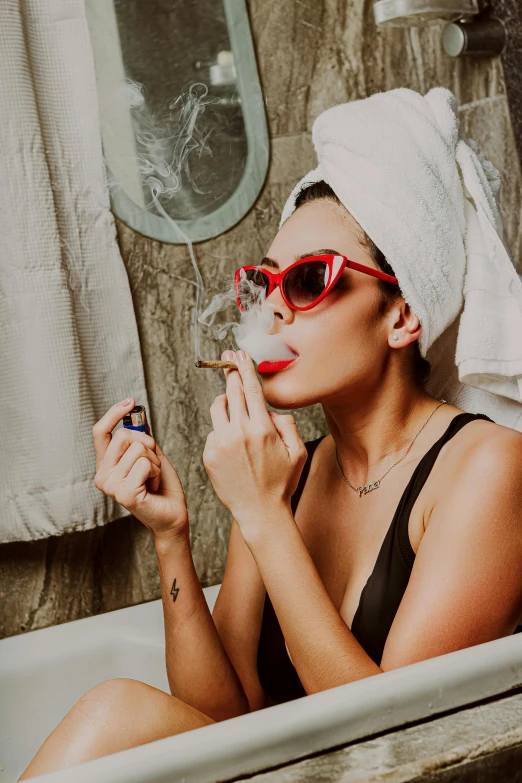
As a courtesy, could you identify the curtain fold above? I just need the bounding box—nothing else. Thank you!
[0,0,149,542]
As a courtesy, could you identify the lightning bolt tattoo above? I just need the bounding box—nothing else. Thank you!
[170,578,180,602]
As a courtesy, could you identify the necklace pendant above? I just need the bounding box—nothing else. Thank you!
[357,479,380,497]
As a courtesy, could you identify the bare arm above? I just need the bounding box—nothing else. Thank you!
[154,528,250,721]
[92,398,249,722]
[249,432,522,692]
[380,431,522,668]
[247,508,381,693]
[203,353,522,695]
[211,519,270,712]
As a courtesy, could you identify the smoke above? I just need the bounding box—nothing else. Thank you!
[114,79,220,207]
[108,79,219,358]
[198,270,296,364]
[108,77,284,365]
[146,177,204,359]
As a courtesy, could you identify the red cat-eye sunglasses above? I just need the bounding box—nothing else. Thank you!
[234,254,399,312]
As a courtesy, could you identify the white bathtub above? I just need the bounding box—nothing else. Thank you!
[2,583,522,783]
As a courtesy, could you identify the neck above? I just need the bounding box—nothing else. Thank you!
[323,382,444,487]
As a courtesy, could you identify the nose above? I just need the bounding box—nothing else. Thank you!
[265,283,294,324]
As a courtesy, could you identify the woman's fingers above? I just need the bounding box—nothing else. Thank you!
[148,472,161,493]
[222,354,247,425]
[92,398,135,469]
[122,457,160,498]
[209,393,230,435]
[207,349,269,435]
[233,351,271,422]
[107,440,161,485]
[268,412,307,464]
[101,428,158,475]
[118,459,161,506]
[153,442,185,495]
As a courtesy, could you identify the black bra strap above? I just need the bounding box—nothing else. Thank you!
[397,412,494,569]
[290,436,326,516]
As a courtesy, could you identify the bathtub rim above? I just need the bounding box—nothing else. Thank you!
[6,587,522,783]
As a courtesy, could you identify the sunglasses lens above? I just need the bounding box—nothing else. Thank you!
[283,261,329,308]
[237,268,270,309]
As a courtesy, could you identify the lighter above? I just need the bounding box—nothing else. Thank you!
[122,404,151,436]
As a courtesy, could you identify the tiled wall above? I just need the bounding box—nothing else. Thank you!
[1,0,521,639]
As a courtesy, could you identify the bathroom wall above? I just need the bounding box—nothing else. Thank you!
[1,0,521,639]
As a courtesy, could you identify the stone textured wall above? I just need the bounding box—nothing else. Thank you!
[1,0,521,639]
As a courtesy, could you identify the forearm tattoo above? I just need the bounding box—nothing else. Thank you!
[170,578,180,602]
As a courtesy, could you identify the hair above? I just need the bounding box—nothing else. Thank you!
[293,180,432,387]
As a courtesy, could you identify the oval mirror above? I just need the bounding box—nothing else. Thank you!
[85,0,269,244]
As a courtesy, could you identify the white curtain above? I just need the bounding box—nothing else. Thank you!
[0,0,149,542]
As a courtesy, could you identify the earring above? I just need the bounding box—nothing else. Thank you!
[392,334,399,341]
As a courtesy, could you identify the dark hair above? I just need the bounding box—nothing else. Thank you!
[294,180,431,387]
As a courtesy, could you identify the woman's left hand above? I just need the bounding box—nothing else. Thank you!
[203,350,308,544]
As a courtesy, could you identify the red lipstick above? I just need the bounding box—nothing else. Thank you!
[257,358,297,374]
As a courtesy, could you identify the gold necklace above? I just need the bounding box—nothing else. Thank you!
[335,399,448,498]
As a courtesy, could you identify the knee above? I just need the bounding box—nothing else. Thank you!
[72,678,145,734]
[80,677,145,704]
[18,679,145,777]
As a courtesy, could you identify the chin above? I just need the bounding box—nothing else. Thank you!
[261,374,319,411]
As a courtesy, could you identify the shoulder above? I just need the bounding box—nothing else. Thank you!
[453,417,522,473]
[435,410,521,469]
[382,422,522,668]
[428,418,522,531]
[423,419,522,530]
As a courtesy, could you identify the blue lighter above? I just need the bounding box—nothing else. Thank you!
[122,405,151,436]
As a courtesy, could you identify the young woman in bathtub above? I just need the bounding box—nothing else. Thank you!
[19,180,522,779]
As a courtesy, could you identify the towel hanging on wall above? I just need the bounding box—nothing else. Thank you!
[0,0,149,542]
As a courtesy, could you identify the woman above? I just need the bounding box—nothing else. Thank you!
[19,91,522,779]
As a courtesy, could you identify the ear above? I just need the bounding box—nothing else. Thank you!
[389,302,422,348]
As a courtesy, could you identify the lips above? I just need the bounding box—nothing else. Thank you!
[257,357,298,374]
[256,342,299,375]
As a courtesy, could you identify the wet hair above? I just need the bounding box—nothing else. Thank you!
[293,180,432,387]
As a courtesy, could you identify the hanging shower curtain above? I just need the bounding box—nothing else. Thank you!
[0,0,149,542]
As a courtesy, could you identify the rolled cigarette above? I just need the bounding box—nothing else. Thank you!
[195,359,238,369]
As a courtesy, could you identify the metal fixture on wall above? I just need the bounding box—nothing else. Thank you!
[373,0,481,26]
[373,0,507,58]
[442,16,506,56]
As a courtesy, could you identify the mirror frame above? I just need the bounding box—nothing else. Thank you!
[102,0,269,244]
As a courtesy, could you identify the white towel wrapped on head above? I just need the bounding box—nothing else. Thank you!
[280,87,522,432]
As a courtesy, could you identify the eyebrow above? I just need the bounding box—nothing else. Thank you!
[260,249,343,269]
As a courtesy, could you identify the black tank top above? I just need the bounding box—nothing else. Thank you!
[257,411,522,704]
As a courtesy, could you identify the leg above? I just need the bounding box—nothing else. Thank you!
[18,678,215,780]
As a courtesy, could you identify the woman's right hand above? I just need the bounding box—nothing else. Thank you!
[92,398,189,540]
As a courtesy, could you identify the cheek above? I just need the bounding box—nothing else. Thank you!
[299,302,355,362]
[259,311,352,408]
[260,296,382,408]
